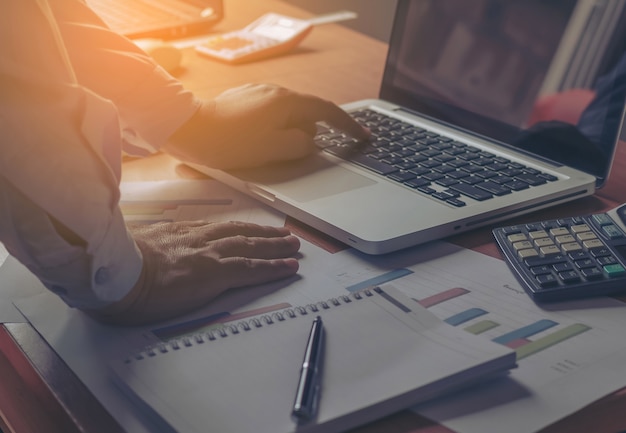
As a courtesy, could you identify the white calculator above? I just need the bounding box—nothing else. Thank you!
[195,13,313,64]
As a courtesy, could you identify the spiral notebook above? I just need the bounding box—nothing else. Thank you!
[110,286,516,433]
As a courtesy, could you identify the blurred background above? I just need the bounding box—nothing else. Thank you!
[285,0,397,42]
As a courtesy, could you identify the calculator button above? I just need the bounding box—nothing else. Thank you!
[540,245,561,256]
[597,255,618,266]
[576,231,598,242]
[524,254,567,267]
[581,267,604,280]
[589,246,612,257]
[604,263,626,278]
[558,270,581,284]
[561,242,582,253]
[550,227,570,237]
[584,239,605,250]
[536,274,558,288]
[530,265,552,276]
[518,248,539,259]
[568,251,589,260]
[571,224,591,233]
[528,230,549,239]
[513,241,533,250]
[601,224,625,239]
[534,238,554,248]
[574,258,596,269]
[552,262,573,272]
[507,233,528,243]
[501,226,523,235]
[555,234,576,244]
[553,262,574,272]
[592,214,613,225]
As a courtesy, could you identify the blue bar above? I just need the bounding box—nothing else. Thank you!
[492,319,559,344]
[444,308,488,326]
[346,269,414,292]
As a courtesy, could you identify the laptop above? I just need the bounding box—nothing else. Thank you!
[86,0,223,40]
[191,0,626,255]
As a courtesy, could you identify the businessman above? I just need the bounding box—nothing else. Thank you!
[0,0,367,325]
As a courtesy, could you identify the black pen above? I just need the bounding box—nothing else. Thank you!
[292,315,324,422]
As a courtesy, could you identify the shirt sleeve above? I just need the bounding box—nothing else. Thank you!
[52,0,201,154]
[0,0,197,309]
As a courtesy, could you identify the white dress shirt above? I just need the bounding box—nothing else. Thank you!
[0,0,200,309]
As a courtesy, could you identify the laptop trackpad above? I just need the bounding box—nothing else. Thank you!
[231,154,376,203]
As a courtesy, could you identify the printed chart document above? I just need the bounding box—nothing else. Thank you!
[12,239,626,433]
[110,286,515,433]
[118,179,285,226]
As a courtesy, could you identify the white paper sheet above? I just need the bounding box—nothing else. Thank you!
[13,238,626,433]
[118,179,285,226]
[0,242,7,267]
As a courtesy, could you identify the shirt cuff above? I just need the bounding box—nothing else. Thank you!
[48,207,143,310]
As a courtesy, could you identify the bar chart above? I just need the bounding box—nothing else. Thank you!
[332,261,595,364]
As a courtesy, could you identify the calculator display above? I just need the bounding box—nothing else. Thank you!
[250,16,306,41]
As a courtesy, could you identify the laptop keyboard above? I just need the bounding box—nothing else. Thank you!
[88,0,207,32]
[315,109,558,207]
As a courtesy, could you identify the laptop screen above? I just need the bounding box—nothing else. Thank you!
[380,0,626,187]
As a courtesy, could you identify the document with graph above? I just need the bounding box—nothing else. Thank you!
[14,239,626,433]
[109,285,516,433]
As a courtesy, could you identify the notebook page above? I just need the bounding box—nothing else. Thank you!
[110,286,515,433]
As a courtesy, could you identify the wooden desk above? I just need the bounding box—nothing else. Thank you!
[1,0,626,432]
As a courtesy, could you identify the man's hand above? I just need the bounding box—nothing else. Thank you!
[165,83,369,169]
[88,221,300,325]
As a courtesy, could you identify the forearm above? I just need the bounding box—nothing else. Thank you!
[53,0,201,154]
[0,1,145,310]
[0,181,143,310]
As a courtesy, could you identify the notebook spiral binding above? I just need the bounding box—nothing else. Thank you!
[124,286,382,364]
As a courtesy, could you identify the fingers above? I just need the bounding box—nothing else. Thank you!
[209,233,301,259]
[289,93,370,140]
[190,221,301,259]
[198,221,293,241]
[196,220,301,259]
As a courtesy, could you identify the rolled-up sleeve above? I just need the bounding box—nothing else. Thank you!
[54,0,201,154]
[0,0,197,309]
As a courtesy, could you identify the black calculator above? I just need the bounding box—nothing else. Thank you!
[493,203,626,301]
